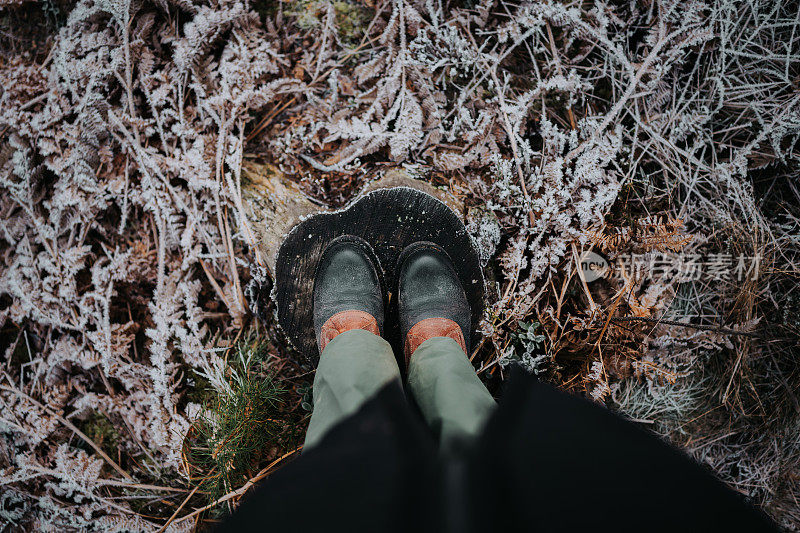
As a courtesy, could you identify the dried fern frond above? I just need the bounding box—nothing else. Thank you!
[588,217,693,255]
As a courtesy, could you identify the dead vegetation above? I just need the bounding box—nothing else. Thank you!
[0,0,798,530]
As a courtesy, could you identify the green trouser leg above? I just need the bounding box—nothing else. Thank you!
[304,329,401,449]
[304,331,495,450]
[407,337,496,449]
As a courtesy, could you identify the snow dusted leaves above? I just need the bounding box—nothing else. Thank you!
[487,116,623,284]
[0,0,797,527]
[466,209,502,268]
[173,3,246,73]
[48,445,104,502]
[0,0,302,525]
[315,0,443,169]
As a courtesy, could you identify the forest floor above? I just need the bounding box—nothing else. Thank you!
[0,0,799,530]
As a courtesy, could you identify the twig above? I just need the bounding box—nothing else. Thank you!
[100,480,189,493]
[0,383,134,481]
[170,446,301,525]
[464,29,535,227]
[157,484,201,533]
[19,91,51,111]
[607,316,761,338]
[199,258,235,313]
[246,97,296,142]
[545,22,576,129]
[566,25,683,162]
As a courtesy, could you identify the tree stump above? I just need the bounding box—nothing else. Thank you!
[241,163,484,362]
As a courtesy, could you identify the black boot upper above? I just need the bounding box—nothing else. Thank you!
[313,236,384,347]
[397,241,471,350]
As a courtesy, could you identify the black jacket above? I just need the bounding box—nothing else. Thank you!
[221,373,777,532]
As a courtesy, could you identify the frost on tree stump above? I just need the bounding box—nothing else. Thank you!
[240,163,484,362]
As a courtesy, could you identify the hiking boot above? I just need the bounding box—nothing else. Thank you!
[397,241,470,364]
[313,235,384,352]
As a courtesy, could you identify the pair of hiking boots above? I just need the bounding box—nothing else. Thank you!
[313,236,470,363]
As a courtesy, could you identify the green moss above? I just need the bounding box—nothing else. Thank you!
[286,0,371,46]
[184,368,215,406]
[333,1,371,45]
[77,412,121,458]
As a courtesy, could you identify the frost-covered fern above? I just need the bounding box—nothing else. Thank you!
[1,0,798,528]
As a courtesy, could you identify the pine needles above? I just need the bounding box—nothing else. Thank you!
[185,337,289,509]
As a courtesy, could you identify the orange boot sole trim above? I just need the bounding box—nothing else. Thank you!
[404,317,467,365]
[319,310,380,351]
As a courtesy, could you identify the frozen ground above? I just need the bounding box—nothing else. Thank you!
[0,0,798,530]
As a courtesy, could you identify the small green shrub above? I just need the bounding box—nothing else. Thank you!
[187,338,286,505]
[500,321,549,374]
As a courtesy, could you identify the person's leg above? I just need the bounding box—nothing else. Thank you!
[304,328,402,449]
[406,336,495,448]
[220,377,440,533]
[396,241,496,449]
[304,234,398,449]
